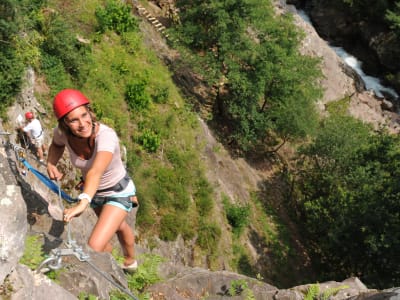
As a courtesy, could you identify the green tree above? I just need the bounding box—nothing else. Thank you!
[175,0,322,152]
[0,0,26,111]
[295,115,400,288]
[225,13,322,150]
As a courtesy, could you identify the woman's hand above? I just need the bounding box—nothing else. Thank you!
[63,200,89,222]
[47,163,63,181]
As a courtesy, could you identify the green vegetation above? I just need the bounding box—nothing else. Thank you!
[228,279,256,300]
[223,198,250,236]
[110,254,164,300]
[78,292,98,300]
[294,114,400,288]
[20,235,61,281]
[0,0,27,116]
[95,0,138,34]
[325,95,352,115]
[304,283,349,300]
[20,235,46,269]
[173,0,322,152]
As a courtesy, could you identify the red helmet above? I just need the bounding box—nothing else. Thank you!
[53,89,90,120]
[25,111,34,120]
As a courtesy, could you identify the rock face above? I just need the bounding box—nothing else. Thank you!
[0,139,27,284]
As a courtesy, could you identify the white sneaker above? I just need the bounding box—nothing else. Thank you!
[121,260,138,273]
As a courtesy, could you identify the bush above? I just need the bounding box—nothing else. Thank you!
[137,129,160,153]
[125,78,151,111]
[95,0,138,34]
[224,200,251,236]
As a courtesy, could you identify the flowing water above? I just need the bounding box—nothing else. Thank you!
[297,9,399,101]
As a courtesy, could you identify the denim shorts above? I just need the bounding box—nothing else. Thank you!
[90,196,137,212]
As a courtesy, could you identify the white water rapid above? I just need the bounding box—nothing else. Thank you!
[297,9,399,100]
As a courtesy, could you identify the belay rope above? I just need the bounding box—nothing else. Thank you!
[0,134,138,300]
[20,158,77,203]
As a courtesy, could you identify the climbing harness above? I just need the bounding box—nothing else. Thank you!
[0,132,139,300]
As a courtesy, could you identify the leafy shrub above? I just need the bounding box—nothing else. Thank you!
[95,0,138,34]
[125,77,151,111]
[78,292,98,300]
[111,61,129,76]
[229,279,255,300]
[13,30,43,68]
[224,200,250,236]
[127,254,164,290]
[304,283,349,300]
[137,129,160,153]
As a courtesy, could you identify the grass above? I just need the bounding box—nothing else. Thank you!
[325,95,352,116]
[19,235,45,270]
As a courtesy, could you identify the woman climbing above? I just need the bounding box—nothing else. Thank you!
[46,89,138,272]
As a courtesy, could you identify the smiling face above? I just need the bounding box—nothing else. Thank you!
[64,105,93,138]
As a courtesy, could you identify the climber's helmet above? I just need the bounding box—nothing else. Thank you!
[53,89,90,120]
[25,111,34,120]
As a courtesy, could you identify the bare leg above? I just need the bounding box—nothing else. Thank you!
[37,147,44,161]
[117,221,135,266]
[42,144,47,156]
[92,207,113,252]
[89,205,135,265]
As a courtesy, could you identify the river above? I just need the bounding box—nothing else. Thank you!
[297,9,399,101]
